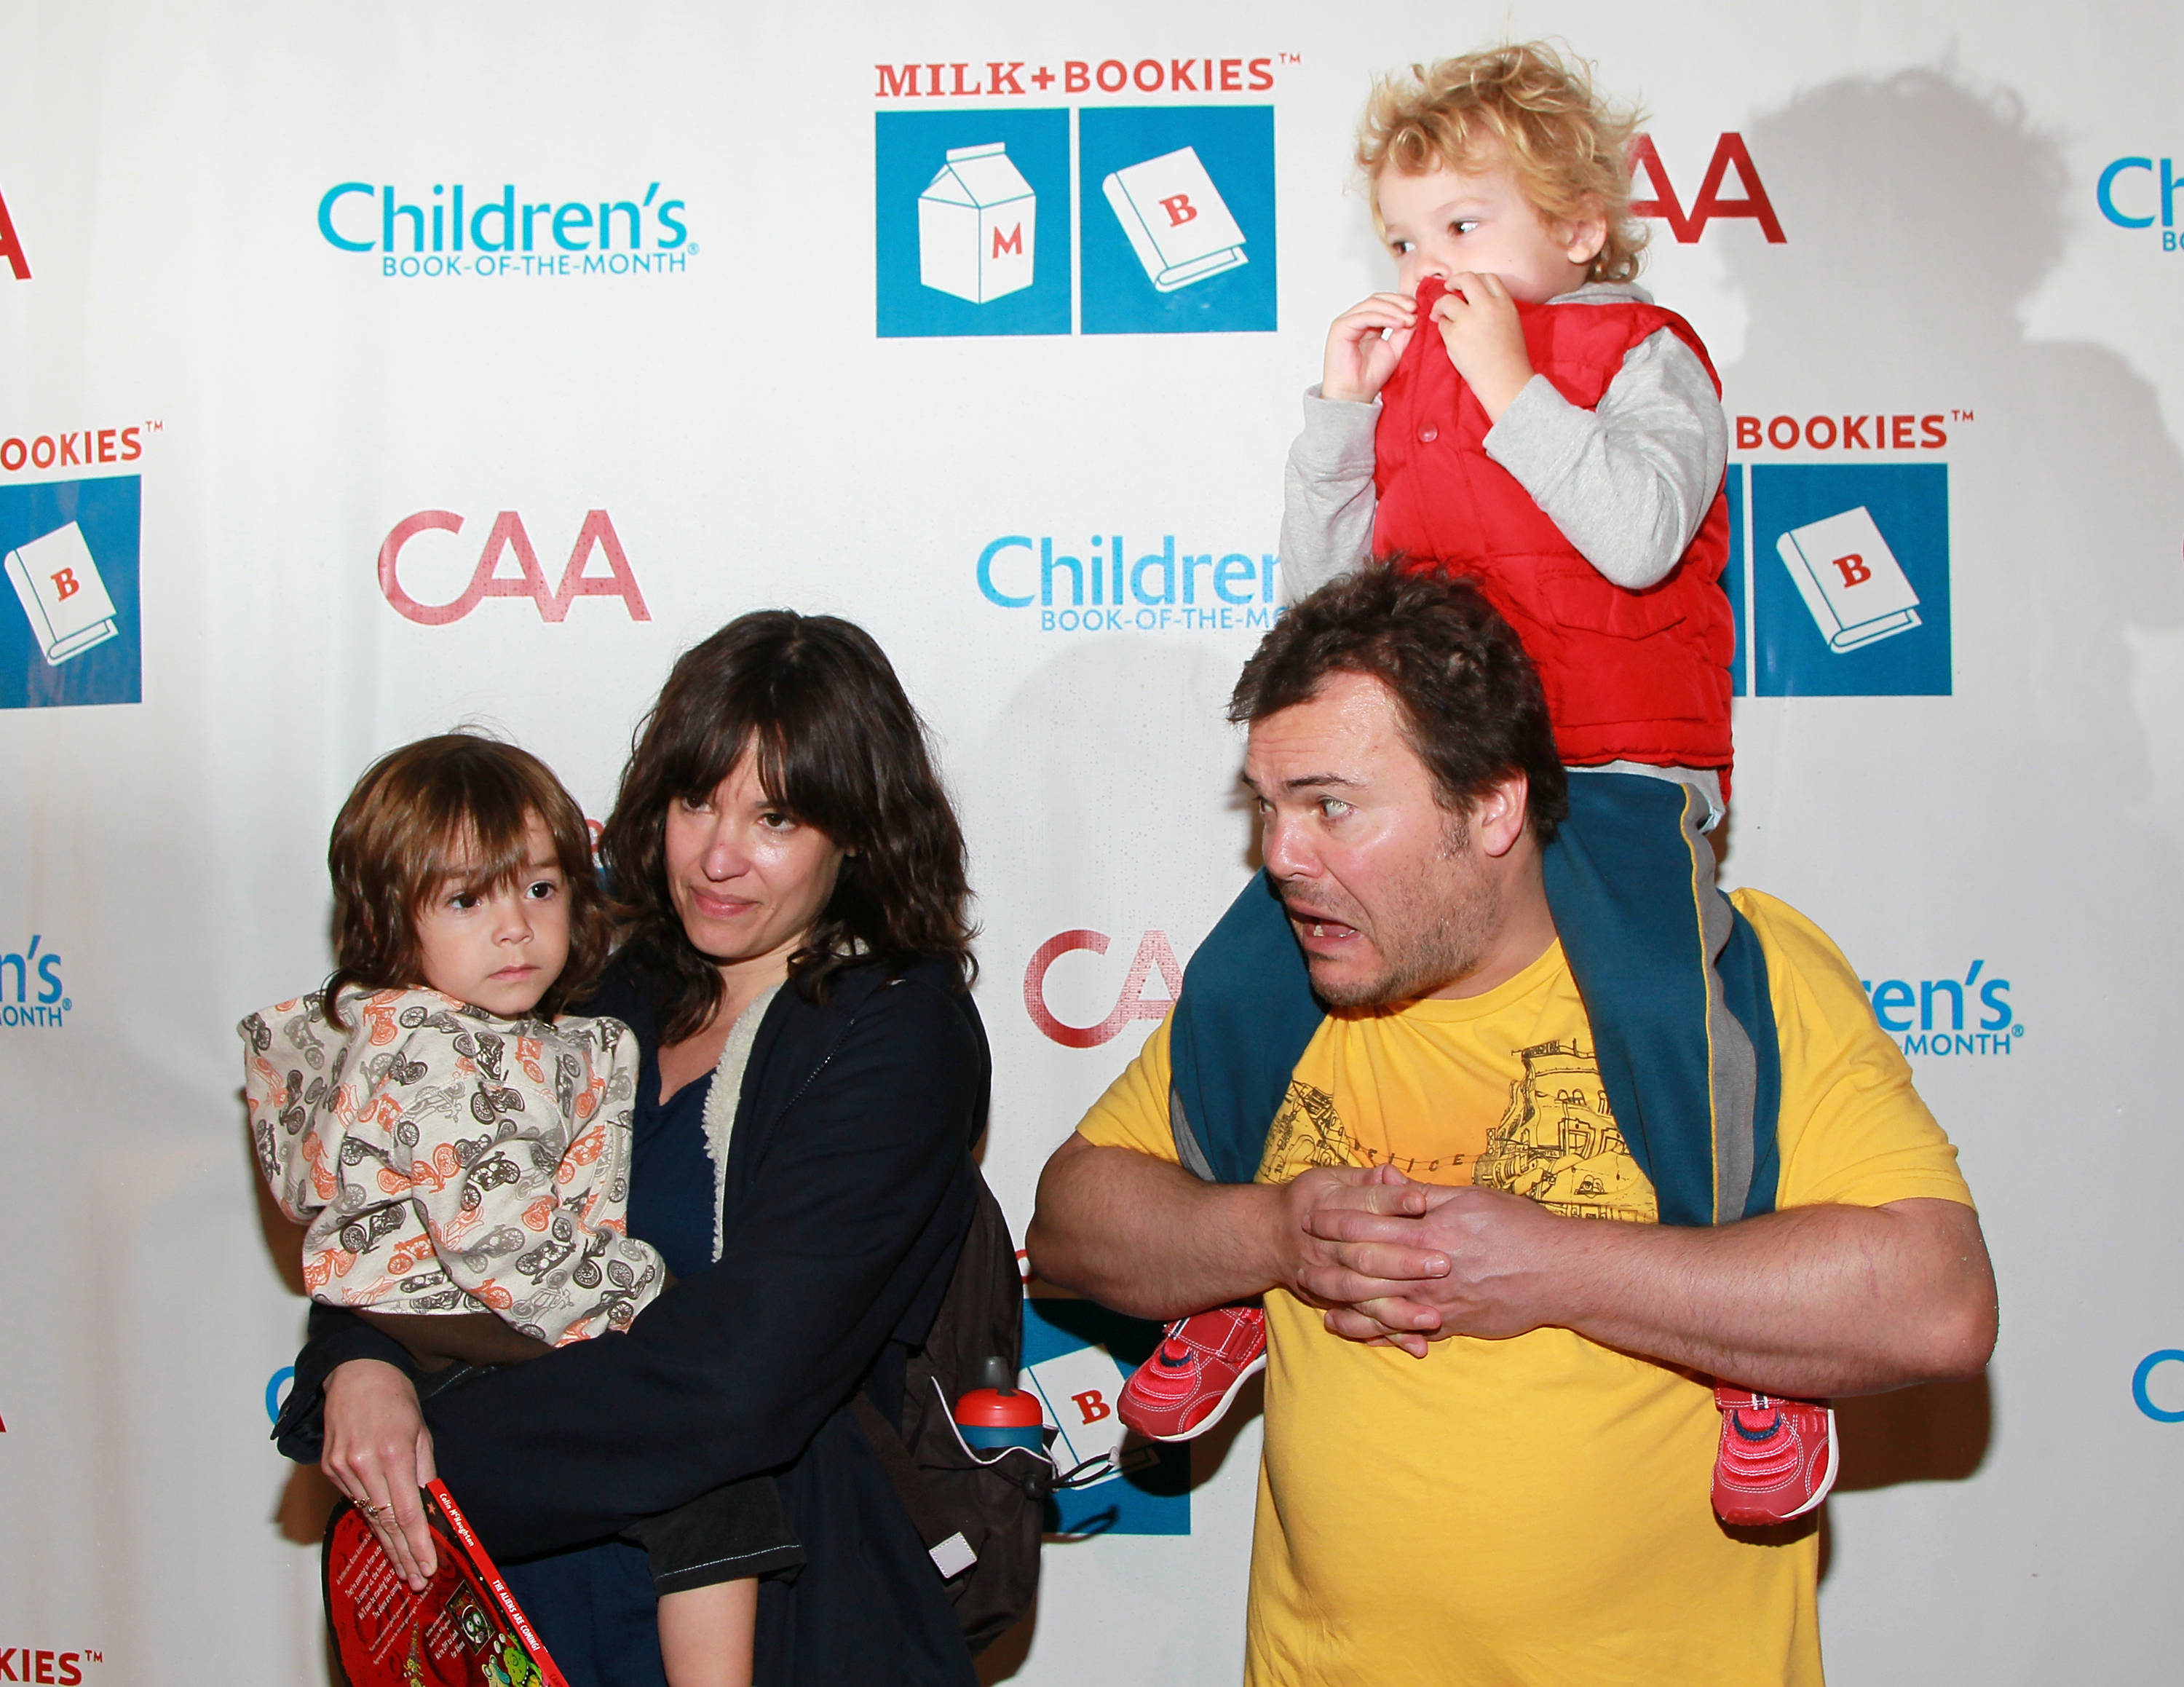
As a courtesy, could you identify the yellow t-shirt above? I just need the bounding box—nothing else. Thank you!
[1074,890,1972,1687]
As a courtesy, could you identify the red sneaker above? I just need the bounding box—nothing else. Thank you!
[1117,1305,1267,1442]
[1712,1386,1839,1525]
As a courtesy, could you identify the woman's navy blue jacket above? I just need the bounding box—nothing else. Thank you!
[279,954,988,1686]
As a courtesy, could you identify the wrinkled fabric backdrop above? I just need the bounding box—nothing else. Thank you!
[3,1,2180,1681]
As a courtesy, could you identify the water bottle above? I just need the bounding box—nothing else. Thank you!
[954,1355,1045,1452]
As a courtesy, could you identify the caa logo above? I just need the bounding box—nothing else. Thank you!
[377,510,650,626]
[1022,1297,1190,1534]
[877,103,1275,337]
[0,180,28,279]
[978,534,1283,635]
[1859,961,2019,1059]
[1,475,142,710]
[317,181,692,280]
[1024,929,1181,1046]
[1,938,68,1030]
[1629,134,1787,243]
[2094,157,2184,248]
[1724,461,1950,696]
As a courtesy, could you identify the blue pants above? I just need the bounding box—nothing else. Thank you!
[1543,771,1776,1225]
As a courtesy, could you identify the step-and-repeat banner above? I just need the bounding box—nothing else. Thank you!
[4,1,2182,1681]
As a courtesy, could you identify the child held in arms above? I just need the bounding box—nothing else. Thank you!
[1120,43,1837,1530]
[244,734,799,1687]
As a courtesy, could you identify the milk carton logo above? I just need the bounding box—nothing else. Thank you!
[0,476,141,709]
[918,144,1036,304]
[877,105,1273,336]
[1021,1297,1190,1534]
[1101,146,1246,291]
[1724,462,1950,696]
[879,111,1070,337]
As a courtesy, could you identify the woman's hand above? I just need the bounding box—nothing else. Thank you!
[322,1359,440,1588]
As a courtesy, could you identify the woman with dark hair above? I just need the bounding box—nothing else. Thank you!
[278,611,988,1687]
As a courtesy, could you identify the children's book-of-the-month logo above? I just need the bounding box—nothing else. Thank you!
[2094,155,2184,248]
[1,477,141,710]
[976,531,1283,635]
[1860,961,2019,1059]
[1,936,66,1030]
[316,181,692,280]
[1021,1297,1190,1536]
[877,106,1274,338]
[1722,461,1950,696]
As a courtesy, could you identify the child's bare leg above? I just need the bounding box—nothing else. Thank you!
[657,1579,757,1687]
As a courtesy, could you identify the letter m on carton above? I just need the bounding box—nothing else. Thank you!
[918,143,1035,304]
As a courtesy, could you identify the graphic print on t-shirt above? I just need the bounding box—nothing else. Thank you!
[1471,1040,1658,1222]
[1254,1039,1656,1224]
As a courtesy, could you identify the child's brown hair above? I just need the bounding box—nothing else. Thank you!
[323,732,610,1024]
[1357,42,1646,285]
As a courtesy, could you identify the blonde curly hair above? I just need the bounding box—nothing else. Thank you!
[1356,42,1647,285]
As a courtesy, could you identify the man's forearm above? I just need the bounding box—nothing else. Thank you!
[1026,1137,1292,1319]
[1544,1198,1995,1396]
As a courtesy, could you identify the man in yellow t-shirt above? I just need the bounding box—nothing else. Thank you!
[1027,568,1995,1686]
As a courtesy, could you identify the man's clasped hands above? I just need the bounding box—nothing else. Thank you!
[1279,1164,1587,1358]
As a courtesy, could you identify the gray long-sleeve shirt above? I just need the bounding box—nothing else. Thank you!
[1278,281,1729,598]
[1278,282,1731,819]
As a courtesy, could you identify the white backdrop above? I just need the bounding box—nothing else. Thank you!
[4,2,2183,1681]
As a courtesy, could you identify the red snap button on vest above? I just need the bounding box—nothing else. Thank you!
[1419,425,1438,443]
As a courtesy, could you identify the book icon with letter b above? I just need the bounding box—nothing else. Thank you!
[1101,146,1248,292]
[1774,505,1922,652]
[7,521,119,665]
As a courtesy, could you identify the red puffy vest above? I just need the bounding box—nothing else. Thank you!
[1372,278,1734,774]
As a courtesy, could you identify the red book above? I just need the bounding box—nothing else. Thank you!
[323,1479,571,1687]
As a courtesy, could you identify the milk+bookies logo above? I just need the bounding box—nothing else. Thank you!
[874,50,1281,338]
[2094,154,2184,249]
[977,532,1282,635]
[317,181,693,280]
[0,1648,101,1684]
[1,468,143,711]
[1719,407,1966,697]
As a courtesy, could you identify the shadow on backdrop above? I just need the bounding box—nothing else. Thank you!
[1716,64,2136,1581]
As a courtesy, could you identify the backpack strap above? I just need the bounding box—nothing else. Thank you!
[850,1392,981,1580]
[1167,871,1325,1186]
